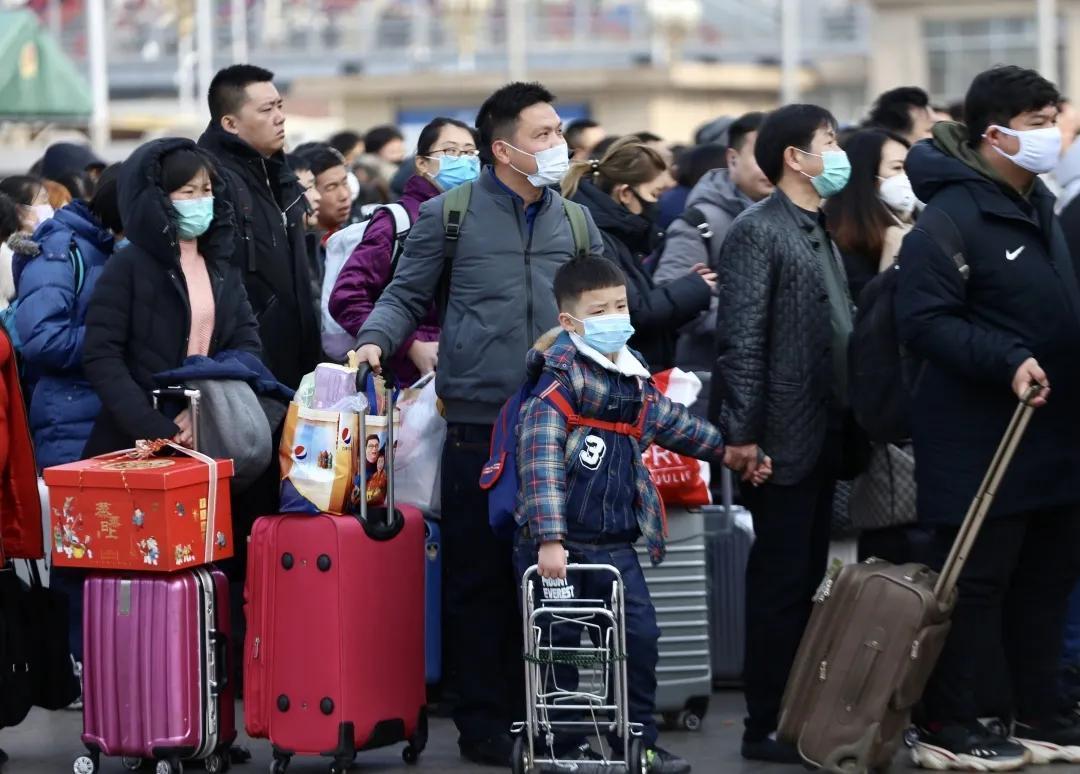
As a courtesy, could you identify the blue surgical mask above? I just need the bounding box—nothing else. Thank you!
[429,155,481,190]
[571,313,635,354]
[796,149,851,198]
[173,196,214,240]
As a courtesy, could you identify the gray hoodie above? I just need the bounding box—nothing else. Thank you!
[653,169,755,371]
[356,169,603,425]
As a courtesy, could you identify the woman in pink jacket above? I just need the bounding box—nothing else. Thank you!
[329,117,479,384]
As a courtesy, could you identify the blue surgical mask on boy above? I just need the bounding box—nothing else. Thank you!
[173,196,214,240]
[429,155,481,190]
[570,313,635,354]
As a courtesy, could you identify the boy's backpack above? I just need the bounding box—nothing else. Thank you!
[321,203,412,361]
[848,206,968,443]
[0,238,86,352]
[480,371,648,542]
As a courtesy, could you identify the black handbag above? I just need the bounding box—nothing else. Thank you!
[24,561,80,710]
[0,565,33,729]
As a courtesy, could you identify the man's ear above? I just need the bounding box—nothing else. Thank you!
[491,139,512,166]
[220,114,240,136]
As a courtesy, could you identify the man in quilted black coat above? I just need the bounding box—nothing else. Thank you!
[710,104,854,763]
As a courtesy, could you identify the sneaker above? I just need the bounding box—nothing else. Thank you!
[459,734,513,767]
[66,658,83,711]
[1014,715,1080,765]
[740,734,802,764]
[910,722,1029,771]
[646,746,692,774]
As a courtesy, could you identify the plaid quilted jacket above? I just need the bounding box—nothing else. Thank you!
[516,330,725,564]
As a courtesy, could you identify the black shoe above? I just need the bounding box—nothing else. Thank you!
[459,734,514,767]
[1014,714,1080,765]
[228,745,253,765]
[647,746,692,774]
[910,722,1029,771]
[740,735,802,764]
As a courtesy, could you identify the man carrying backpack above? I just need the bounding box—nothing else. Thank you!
[352,82,603,766]
[897,66,1080,770]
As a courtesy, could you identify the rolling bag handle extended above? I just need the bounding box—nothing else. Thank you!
[934,383,1044,602]
[152,386,202,451]
[353,364,404,541]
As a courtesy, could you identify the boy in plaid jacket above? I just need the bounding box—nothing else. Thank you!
[514,256,771,773]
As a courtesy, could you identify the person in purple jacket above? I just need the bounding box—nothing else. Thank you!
[329,117,480,384]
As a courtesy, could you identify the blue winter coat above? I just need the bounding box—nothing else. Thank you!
[13,201,114,469]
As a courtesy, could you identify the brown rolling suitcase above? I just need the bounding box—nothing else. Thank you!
[777,388,1042,773]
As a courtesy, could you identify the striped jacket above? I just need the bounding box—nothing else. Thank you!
[516,330,725,564]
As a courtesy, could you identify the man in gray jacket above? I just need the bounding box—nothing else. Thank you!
[353,82,603,767]
[654,112,773,372]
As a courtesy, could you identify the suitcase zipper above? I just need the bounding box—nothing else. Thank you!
[243,521,273,737]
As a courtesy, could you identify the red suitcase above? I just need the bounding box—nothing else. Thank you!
[244,377,427,774]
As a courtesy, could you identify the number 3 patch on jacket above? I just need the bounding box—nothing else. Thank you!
[579,435,607,470]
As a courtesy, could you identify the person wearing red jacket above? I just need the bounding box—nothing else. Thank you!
[0,324,42,564]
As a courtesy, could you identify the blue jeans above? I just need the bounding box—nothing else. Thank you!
[514,534,660,751]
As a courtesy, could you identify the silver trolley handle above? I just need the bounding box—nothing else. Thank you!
[353,365,404,541]
[152,386,201,451]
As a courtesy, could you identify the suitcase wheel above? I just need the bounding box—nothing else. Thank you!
[662,711,703,732]
[269,755,290,774]
[204,753,226,774]
[73,754,99,774]
[402,746,420,766]
[154,759,182,774]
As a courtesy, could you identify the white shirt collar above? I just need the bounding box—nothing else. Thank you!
[569,332,651,379]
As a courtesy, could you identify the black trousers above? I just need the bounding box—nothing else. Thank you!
[740,445,837,740]
[921,507,1080,725]
[441,422,525,743]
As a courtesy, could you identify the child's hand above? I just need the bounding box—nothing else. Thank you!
[538,541,568,580]
[750,454,773,487]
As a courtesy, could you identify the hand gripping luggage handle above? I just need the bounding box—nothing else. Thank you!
[934,384,1044,601]
[354,364,404,541]
[152,386,201,451]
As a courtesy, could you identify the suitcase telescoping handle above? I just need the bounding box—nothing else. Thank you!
[152,386,201,451]
[353,364,404,541]
[934,384,1044,602]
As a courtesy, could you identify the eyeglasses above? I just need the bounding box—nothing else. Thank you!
[429,147,480,158]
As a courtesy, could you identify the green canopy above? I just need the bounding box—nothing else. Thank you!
[0,9,92,119]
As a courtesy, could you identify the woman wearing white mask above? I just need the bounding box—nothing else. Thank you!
[825,129,915,303]
[0,175,54,311]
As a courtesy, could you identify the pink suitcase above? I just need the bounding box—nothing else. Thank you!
[244,373,427,774]
[74,567,236,774]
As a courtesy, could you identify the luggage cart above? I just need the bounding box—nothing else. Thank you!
[511,564,646,774]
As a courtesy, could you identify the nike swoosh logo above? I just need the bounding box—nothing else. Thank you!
[1006,246,1025,261]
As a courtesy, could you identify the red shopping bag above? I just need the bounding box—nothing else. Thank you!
[643,369,712,506]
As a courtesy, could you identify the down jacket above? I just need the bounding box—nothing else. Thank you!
[82,138,262,457]
[12,201,114,469]
[711,188,839,486]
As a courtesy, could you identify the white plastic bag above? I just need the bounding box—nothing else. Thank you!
[394,379,445,514]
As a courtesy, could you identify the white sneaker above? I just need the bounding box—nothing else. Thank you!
[910,723,1030,771]
[65,657,83,711]
[1013,718,1080,765]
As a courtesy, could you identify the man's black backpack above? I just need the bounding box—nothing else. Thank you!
[848,207,969,443]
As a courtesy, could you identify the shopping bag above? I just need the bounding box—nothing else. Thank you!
[643,369,712,507]
[279,401,361,515]
[394,376,445,514]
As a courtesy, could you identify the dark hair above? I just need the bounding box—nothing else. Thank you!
[0,175,44,207]
[90,163,123,234]
[475,82,557,150]
[565,119,600,152]
[553,255,627,310]
[0,193,20,243]
[54,171,92,202]
[676,143,728,188]
[755,104,838,185]
[160,148,214,194]
[634,131,663,144]
[286,152,312,173]
[866,87,930,136]
[416,117,476,158]
[364,125,404,157]
[825,129,910,268]
[328,130,363,157]
[728,112,766,153]
[965,65,1061,145]
[208,64,275,123]
[366,434,379,445]
[947,100,965,123]
[292,142,346,177]
[590,135,621,160]
[562,137,666,199]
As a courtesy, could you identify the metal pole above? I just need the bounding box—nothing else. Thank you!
[507,0,527,82]
[1038,0,1058,81]
[780,0,800,104]
[178,27,196,117]
[197,0,214,121]
[232,0,248,63]
[87,0,109,151]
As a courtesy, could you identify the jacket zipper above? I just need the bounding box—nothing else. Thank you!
[524,216,536,338]
[260,159,281,248]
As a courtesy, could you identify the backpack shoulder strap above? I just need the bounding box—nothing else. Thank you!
[383,203,413,277]
[533,370,645,439]
[561,199,590,259]
[442,182,473,260]
[913,205,969,281]
[69,238,86,296]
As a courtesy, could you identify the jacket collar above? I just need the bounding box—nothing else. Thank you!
[479,165,553,210]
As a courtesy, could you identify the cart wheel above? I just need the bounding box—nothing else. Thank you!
[73,755,98,774]
[268,758,288,774]
[204,753,225,774]
[121,757,144,771]
[154,760,182,774]
[511,735,528,774]
[402,746,420,765]
[679,711,703,732]
[328,760,348,774]
[629,738,646,774]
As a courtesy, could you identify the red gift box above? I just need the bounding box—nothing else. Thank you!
[43,444,234,572]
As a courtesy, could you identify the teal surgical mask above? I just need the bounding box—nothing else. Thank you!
[570,313,635,354]
[796,149,851,198]
[173,196,214,240]
[428,154,481,190]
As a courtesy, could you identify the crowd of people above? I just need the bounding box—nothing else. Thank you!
[1,60,1080,774]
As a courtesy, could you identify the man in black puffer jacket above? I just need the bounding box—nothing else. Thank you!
[711,104,854,764]
[198,64,319,390]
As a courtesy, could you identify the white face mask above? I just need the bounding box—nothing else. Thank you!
[986,125,1062,174]
[30,203,55,226]
[503,141,570,188]
[346,171,361,202]
[878,173,916,216]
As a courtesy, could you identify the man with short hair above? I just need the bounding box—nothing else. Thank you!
[328,129,365,165]
[712,104,854,764]
[198,64,319,390]
[897,65,1080,772]
[352,82,604,767]
[565,118,606,161]
[365,125,406,165]
[655,111,773,372]
[867,86,936,145]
